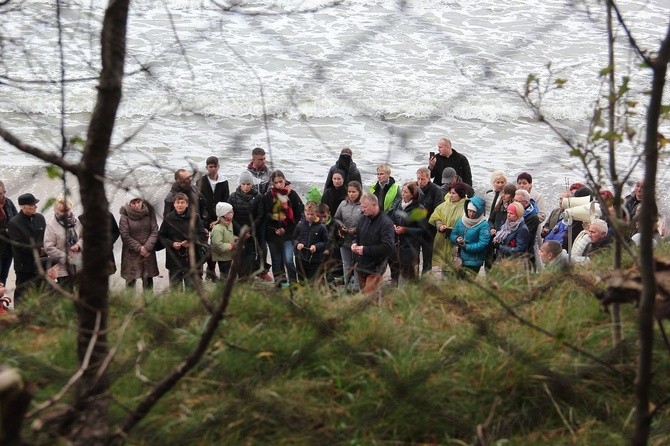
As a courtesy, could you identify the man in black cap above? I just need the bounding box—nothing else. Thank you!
[7,193,47,304]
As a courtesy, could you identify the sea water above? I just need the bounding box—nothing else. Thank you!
[0,0,669,281]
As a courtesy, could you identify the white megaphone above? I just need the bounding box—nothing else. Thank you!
[560,195,591,210]
[563,201,602,223]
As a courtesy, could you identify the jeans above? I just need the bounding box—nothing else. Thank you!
[340,246,358,289]
[268,240,297,283]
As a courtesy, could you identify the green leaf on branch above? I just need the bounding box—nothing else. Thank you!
[618,77,630,96]
[554,78,567,88]
[69,135,85,148]
[42,197,56,213]
[599,66,613,77]
[46,165,63,179]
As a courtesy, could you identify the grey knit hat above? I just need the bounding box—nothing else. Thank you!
[239,170,255,185]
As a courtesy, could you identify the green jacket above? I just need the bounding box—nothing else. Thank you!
[370,178,400,212]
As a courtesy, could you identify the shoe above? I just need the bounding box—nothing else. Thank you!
[276,279,290,289]
[259,272,273,282]
[205,269,219,283]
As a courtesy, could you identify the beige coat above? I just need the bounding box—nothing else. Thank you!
[44,214,83,278]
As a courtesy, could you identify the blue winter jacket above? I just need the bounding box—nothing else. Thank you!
[450,197,491,268]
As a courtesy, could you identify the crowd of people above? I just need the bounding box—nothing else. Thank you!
[0,137,659,306]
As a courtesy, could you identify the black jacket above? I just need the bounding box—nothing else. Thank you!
[256,188,304,243]
[8,211,46,274]
[0,198,19,257]
[419,182,445,216]
[163,182,208,225]
[388,200,428,263]
[159,207,208,271]
[324,153,362,190]
[353,210,395,275]
[197,175,230,226]
[292,219,329,264]
[429,148,472,186]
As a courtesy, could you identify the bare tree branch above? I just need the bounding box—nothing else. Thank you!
[0,125,80,173]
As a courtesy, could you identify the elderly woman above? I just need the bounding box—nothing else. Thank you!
[492,202,530,260]
[388,181,427,284]
[44,195,83,291]
[483,171,508,219]
[429,182,467,275]
[255,170,304,286]
[119,193,159,292]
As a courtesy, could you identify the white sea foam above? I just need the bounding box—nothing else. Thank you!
[1,0,669,215]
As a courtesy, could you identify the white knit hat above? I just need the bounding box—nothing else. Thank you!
[216,202,233,218]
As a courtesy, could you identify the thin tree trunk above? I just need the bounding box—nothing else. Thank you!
[71,1,130,444]
[605,0,623,346]
[632,22,670,446]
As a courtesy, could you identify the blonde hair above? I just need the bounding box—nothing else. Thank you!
[376,164,391,175]
[490,170,508,185]
[55,195,73,213]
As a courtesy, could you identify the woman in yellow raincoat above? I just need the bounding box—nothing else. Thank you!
[428,182,468,275]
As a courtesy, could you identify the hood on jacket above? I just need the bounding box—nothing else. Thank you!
[463,196,486,218]
[336,153,352,171]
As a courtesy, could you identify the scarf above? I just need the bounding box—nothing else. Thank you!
[400,200,412,210]
[56,213,79,247]
[270,187,295,226]
[493,218,523,245]
[461,213,486,229]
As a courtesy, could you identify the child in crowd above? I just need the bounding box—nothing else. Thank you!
[293,202,329,283]
[210,202,237,280]
[229,171,263,280]
[158,193,209,291]
[318,203,344,283]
